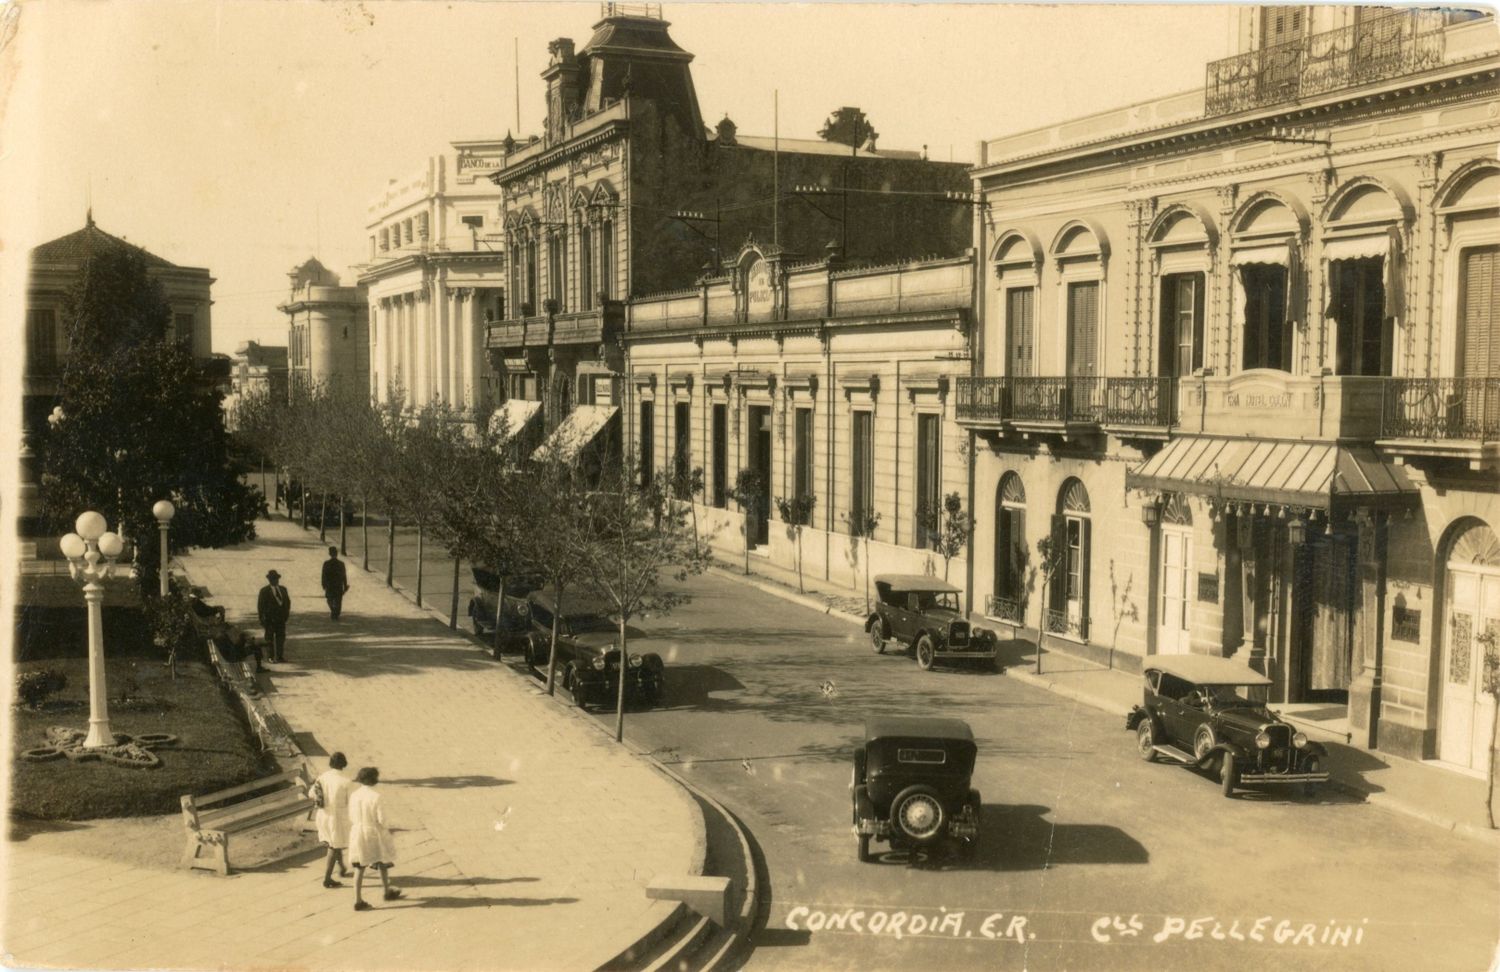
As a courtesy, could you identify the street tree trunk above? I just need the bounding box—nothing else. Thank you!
[339,499,348,556]
[385,518,396,587]
[863,536,872,615]
[449,555,460,629]
[1488,691,1499,828]
[319,492,329,542]
[744,515,752,575]
[415,522,425,607]
[545,586,564,696]
[360,496,369,571]
[493,575,508,654]
[300,480,309,530]
[615,614,629,743]
[794,527,805,593]
[1035,573,1050,676]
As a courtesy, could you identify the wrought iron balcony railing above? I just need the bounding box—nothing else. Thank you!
[1205,9,1446,116]
[1381,377,1500,441]
[956,376,1175,428]
[1045,608,1089,642]
[984,594,1026,626]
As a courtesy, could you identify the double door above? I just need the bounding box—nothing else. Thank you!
[1157,526,1193,654]
[1440,565,1500,774]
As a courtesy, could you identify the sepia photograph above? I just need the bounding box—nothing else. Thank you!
[1,1,1498,970]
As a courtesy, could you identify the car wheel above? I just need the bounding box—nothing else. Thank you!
[470,614,483,637]
[853,748,867,786]
[889,784,946,844]
[565,669,588,710]
[525,644,539,676]
[1302,757,1321,800]
[1193,724,1217,762]
[1136,720,1158,762]
[869,622,887,654]
[1220,752,1239,798]
[915,635,936,671]
[857,833,873,863]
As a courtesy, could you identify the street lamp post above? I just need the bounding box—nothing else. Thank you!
[153,500,176,598]
[60,511,124,749]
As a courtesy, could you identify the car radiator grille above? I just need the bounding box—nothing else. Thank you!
[1258,725,1294,773]
[948,622,970,647]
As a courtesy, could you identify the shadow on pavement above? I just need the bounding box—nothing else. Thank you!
[981,804,1149,871]
[398,875,539,887]
[383,775,512,789]
[414,895,580,909]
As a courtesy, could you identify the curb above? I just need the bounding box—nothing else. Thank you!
[707,564,868,627]
[1003,667,1132,717]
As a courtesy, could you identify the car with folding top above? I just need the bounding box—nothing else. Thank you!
[466,567,543,655]
[521,590,664,710]
[851,716,982,862]
[866,575,999,671]
[1126,655,1329,797]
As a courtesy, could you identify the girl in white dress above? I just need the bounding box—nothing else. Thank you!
[347,767,401,910]
[310,752,354,888]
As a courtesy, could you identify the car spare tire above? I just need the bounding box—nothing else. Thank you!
[889,784,947,844]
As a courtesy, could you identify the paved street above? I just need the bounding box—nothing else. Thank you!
[526,569,1494,972]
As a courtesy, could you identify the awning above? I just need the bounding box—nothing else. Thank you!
[533,405,619,462]
[491,399,541,439]
[1126,436,1416,513]
[1322,235,1390,262]
[1230,243,1291,267]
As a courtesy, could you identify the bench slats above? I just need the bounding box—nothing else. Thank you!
[181,762,314,876]
[195,768,306,808]
[200,789,312,829]
[206,799,313,835]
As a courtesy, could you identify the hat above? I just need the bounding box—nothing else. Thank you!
[266,570,281,581]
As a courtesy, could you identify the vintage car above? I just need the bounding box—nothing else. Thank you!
[1126,655,1330,797]
[521,590,665,711]
[466,567,541,655]
[850,716,982,862]
[866,575,999,670]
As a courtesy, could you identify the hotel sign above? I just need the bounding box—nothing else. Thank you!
[746,256,774,323]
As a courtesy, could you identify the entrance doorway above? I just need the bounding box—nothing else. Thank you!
[1158,524,1193,654]
[746,405,772,547]
[1440,522,1500,774]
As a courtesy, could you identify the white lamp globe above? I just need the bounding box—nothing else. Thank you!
[75,511,107,541]
[98,532,124,558]
[152,500,176,523]
[59,533,86,560]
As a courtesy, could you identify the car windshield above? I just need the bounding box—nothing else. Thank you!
[906,591,959,612]
[566,613,616,635]
[1201,684,1261,707]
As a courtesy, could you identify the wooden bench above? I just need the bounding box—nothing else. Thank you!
[180,764,315,875]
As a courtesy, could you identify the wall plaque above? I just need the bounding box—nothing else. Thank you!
[1392,606,1422,643]
[1197,571,1219,604]
[745,255,774,322]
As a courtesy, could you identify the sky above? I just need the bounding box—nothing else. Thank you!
[0,1,1240,355]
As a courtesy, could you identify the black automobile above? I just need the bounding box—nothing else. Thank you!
[466,567,541,655]
[522,590,665,711]
[851,716,982,862]
[1126,655,1330,797]
[866,575,999,671]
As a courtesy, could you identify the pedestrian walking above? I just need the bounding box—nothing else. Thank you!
[257,569,291,663]
[348,767,402,911]
[321,546,350,620]
[310,752,355,888]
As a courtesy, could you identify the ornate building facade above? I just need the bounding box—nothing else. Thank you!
[279,257,368,397]
[961,8,1498,772]
[360,147,507,410]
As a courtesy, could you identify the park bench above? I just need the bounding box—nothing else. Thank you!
[180,764,315,875]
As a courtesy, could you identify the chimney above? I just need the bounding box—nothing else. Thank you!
[543,38,582,144]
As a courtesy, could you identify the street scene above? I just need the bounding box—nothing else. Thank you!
[6,2,1500,971]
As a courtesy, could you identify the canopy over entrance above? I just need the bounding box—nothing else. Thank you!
[533,405,619,463]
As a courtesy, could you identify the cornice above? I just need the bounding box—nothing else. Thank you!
[622,306,969,345]
[491,124,627,186]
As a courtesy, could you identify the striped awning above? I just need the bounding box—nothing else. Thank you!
[1126,436,1416,513]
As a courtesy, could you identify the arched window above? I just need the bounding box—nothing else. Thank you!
[1321,179,1409,377]
[1229,193,1305,373]
[992,472,1027,620]
[1049,221,1108,383]
[1048,478,1091,639]
[992,231,1041,377]
[1148,207,1217,378]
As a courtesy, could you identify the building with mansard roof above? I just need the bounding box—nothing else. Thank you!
[961,7,1498,773]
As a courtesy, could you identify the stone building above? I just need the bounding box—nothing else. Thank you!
[628,243,974,585]
[486,4,969,458]
[279,258,368,397]
[360,147,507,411]
[222,340,289,428]
[961,7,1498,772]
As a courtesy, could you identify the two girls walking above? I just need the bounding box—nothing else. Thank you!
[310,755,401,910]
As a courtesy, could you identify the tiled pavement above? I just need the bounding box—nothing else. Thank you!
[4,518,703,971]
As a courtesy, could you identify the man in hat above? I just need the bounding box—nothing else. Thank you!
[321,547,350,621]
[257,569,292,663]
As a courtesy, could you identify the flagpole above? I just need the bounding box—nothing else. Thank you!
[773,89,780,248]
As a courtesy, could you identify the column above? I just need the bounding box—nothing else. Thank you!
[1348,509,1386,749]
[433,278,450,405]
[462,290,478,408]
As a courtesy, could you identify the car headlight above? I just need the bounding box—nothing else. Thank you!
[1292,731,1308,749]
[592,657,607,671]
[1255,731,1272,749]
[629,655,643,668]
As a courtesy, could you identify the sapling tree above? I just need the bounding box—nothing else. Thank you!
[1032,534,1066,675]
[842,507,882,615]
[670,450,706,549]
[1480,626,1500,829]
[517,454,590,696]
[730,469,768,575]
[774,494,817,593]
[920,491,973,583]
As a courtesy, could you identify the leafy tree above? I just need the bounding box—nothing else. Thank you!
[730,469,768,576]
[669,450,705,549]
[842,507,882,614]
[577,459,707,742]
[774,493,817,593]
[818,106,878,152]
[517,454,592,696]
[41,251,261,595]
[427,402,513,630]
[919,491,974,583]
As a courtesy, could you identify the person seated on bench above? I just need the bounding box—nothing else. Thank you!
[210,619,263,671]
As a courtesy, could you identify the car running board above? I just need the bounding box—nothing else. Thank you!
[1152,745,1198,765]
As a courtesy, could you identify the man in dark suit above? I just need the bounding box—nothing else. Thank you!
[257,569,292,663]
[321,547,350,620]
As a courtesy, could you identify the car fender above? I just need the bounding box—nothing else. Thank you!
[1207,741,1249,766]
[866,612,885,634]
[1125,706,1147,731]
[641,653,665,672]
[852,784,875,823]
[1304,740,1328,758]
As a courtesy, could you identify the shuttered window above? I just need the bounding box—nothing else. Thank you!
[914,413,941,548]
[639,400,654,489]
[712,404,728,508]
[1067,281,1099,378]
[1460,246,1499,378]
[1007,288,1034,377]
[851,411,874,536]
[794,408,814,500]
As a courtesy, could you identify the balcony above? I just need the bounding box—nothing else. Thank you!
[1205,9,1446,116]
[1378,377,1500,470]
[956,376,1176,436]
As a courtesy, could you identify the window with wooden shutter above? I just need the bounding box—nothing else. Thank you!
[794,408,814,500]
[1067,281,1099,378]
[712,403,728,508]
[1007,287,1034,377]
[1459,245,1499,379]
[639,400,654,489]
[851,411,874,536]
[914,413,941,548]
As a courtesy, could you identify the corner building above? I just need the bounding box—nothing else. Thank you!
[963,7,1498,773]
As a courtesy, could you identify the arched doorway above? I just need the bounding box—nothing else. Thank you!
[1157,493,1193,654]
[991,472,1026,622]
[1439,520,1500,773]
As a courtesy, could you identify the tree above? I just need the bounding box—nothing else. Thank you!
[842,507,882,614]
[41,250,261,595]
[730,469,768,576]
[1481,627,1500,828]
[669,450,705,550]
[388,403,467,608]
[517,454,591,696]
[577,459,707,742]
[774,494,817,593]
[1032,534,1067,675]
[428,402,513,630]
[818,106,878,152]
[920,491,974,583]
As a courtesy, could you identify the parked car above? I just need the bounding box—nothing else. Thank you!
[851,716,982,862]
[467,567,541,655]
[1126,655,1330,798]
[866,575,999,670]
[521,590,665,711]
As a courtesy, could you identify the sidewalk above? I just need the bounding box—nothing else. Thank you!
[4,518,704,971]
[724,550,1500,846]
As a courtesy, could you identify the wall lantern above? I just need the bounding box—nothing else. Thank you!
[1140,497,1162,527]
[1288,517,1308,546]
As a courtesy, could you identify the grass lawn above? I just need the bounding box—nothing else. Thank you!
[12,575,276,820]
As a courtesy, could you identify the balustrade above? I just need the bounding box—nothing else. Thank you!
[1381,377,1500,441]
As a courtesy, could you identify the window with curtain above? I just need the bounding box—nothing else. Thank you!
[1241,264,1290,371]
[1329,257,1389,376]
[1159,272,1205,377]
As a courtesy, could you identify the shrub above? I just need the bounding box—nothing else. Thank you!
[16,669,68,708]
